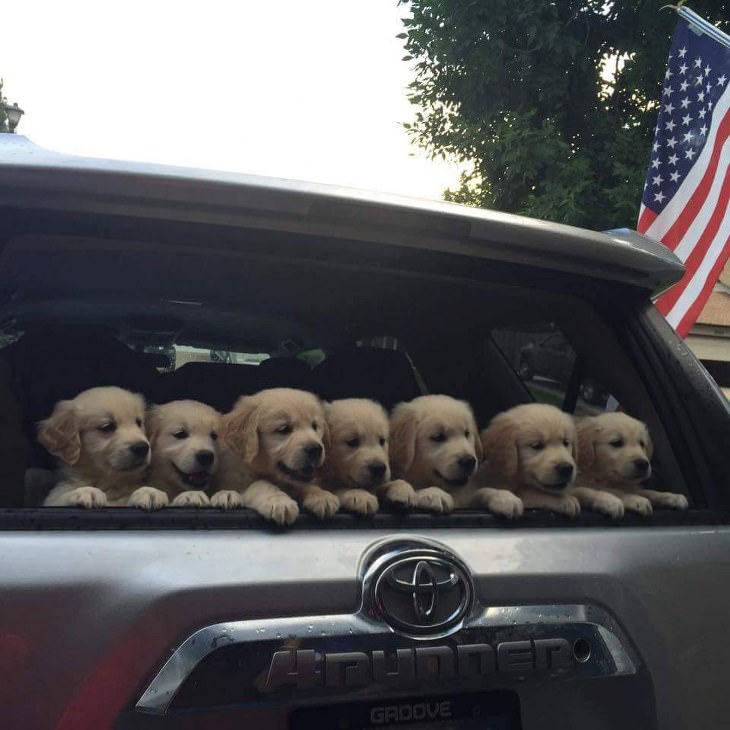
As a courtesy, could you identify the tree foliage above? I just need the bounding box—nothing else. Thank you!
[399,0,730,229]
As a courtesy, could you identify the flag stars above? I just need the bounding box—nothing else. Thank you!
[652,140,660,153]
[700,124,708,135]
[679,62,688,74]
[682,113,692,126]
[667,153,679,166]
[683,131,693,143]
[665,68,674,80]
[665,118,677,132]
[698,91,705,102]
[670,171,681,183]
[680,80,690,91]
[685,148,696,160]
[718,75,727,87]
[663,102,675,114]
[699,108,706,119]
[663,85,674,97]
[654,191,667,203]
[705,64,711,76]
[680,97,691,109]
[666,136,678,149]
[694,57,702,68]
[679,46,687,58]
[651,158,662,169]
[652,174,664,186]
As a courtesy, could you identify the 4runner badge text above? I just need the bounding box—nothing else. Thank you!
[263,639,572,691]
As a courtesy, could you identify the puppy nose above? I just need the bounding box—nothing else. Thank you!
[129,441,150,458]
[305,443,323,460]
[458,455,477,473]
[634,458,650,473]
[556,462,574,479]
[196,450,214,467]
[367,462,387,480]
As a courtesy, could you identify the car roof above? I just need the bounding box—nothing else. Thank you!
[0,135,683,294]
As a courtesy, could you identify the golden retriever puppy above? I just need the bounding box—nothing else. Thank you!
[576,412,688,516]
[321,399,389,516]
[388,395,523,517]
[220,388,339,525]
[145,400,223,508]
[480,403,580,517]
[39,386,154,508]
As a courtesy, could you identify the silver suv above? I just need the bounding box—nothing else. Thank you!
[0,136,728,730]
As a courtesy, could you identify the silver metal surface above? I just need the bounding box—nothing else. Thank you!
[135,536,639,716]
[0,136,684,293]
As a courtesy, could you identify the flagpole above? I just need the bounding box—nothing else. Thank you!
[662,2,730,51]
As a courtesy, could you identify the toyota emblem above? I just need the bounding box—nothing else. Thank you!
[368,542,473,638]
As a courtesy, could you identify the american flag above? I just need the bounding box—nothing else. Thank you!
[637,9,730,338]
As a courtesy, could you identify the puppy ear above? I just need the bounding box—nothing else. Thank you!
[642,423,654,460]
[145,405,161,445]
[576,418,599,472]
[38,401,81,466]
[222,396,260,463]
[389,403,418,476]
[569,420,579,464]
[480,413,518,479]
[470,417,484,461]
[317,402,330,449]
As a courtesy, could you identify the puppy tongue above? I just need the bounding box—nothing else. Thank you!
[187,471,209,486]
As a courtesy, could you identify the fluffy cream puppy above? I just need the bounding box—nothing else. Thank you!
[40,386,153,508]
[576,412,688,516]
[220,388,339,526]
[388,395,523,517]
[145,400,222,508]
[480,403,580,517]
[321,399,389,516]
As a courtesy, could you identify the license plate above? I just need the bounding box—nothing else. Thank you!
[290,691,521,730]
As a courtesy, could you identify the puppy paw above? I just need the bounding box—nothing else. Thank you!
[211,490,243,510]
[65,487,107,509]
[652,492,689,510]
[555,494,581,518]
[624,494,653,516]
[171,490,210,508]
[128,487,169,511]
[383,479,417,509]
[303,491,340,520]
[415,487,454,514]
[340,489,379,516]
[593,493,625,520]
[487,490,524,519]
[266,495,300,526]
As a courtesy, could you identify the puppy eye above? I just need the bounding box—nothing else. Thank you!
[563,438,571,447]
[136,418,143,428]
[173,430,189,440]
[379,437,386,446]
[312,421,319,431]
[610,439,624,448]
[431,432,447,443]
[345,437,360,449]
[464,430,470,438]
[211,432,218,441]
[529,441,545,451]
[639,440,646,448]
[98,422,116,434]
[276,424,292,435]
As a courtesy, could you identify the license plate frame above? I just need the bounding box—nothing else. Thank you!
[289,690,522,729]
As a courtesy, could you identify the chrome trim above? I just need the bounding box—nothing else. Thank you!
[136,537,640,715]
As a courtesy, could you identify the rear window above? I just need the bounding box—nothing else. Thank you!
[0,227,700,520]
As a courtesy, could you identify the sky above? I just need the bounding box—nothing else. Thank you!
[1,1,462,200]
